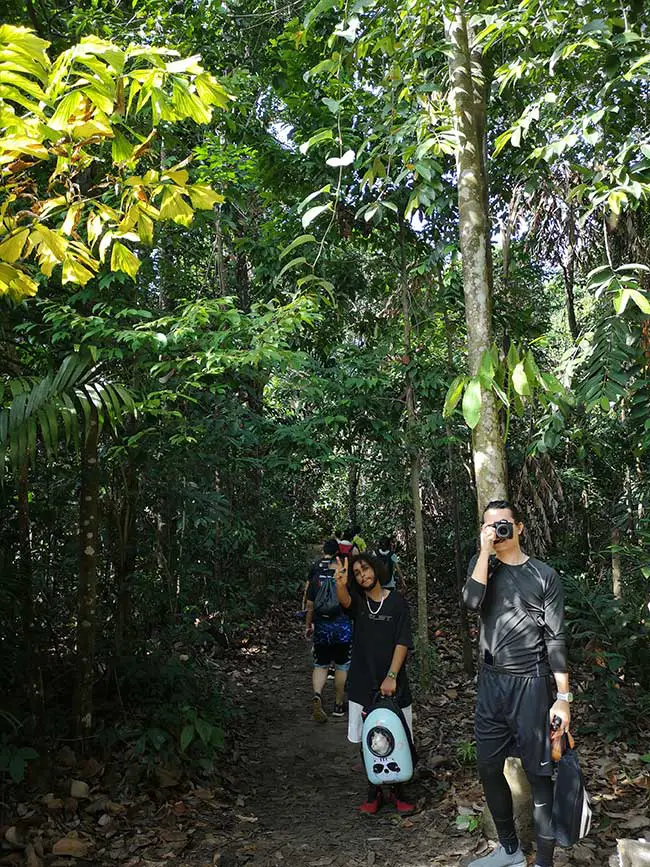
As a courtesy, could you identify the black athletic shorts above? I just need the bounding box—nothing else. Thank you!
[312,641,352,671]
[475,665,554,776]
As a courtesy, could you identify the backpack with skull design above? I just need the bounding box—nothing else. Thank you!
[361,695,417,785]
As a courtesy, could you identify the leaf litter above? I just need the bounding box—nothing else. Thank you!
[0,601,648,866]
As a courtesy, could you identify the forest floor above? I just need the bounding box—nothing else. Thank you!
[4,602,650,867]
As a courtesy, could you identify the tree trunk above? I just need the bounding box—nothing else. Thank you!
[611,525,622,599]
[446,8,507,513]
[348,461,359,528]
[17,461,33,659]
[17,460,42,713]
[213,205,228,296]
[75,405,100,737]
[114,452,137,656]
[562,206,579,340]
[442,300,474,676]
[399,214,430,688]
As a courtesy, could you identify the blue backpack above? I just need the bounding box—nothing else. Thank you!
[361,696,417,785]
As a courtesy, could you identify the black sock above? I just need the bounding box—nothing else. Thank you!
[367,783,379,801]
[535,837,554,867]
[497,829,519,855]
[479,759,519,855]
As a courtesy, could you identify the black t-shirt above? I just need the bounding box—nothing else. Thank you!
[344,590,413,708]
[463,554,567,675]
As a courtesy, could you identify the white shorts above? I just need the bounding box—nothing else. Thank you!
[347,700,413,744]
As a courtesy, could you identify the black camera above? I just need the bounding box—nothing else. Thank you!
[491,519,513,540]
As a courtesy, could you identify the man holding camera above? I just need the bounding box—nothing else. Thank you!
[463,500,571,867]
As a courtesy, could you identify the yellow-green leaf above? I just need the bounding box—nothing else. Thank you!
[158,187,194,227]
[171,81,212,124]
[61,254,94,285]
[0,262,38,300]
[137,212,154,246]
[194,73,232,109]
[110,241,140,278]
[48,90,85,131]
[0,227,29,263]
[188,184,224,209]
[62,203,82,236]
[165,55,203,74]
[31,225,67,274]
[111,128,133,163]
[163,169,189,185]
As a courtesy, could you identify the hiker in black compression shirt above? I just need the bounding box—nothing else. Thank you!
[464,500,572,867]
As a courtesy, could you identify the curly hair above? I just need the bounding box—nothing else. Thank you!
[348,553,390,594]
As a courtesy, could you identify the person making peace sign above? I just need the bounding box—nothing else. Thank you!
[335,553,415,815]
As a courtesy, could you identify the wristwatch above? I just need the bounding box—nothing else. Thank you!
[387,671,397,680]
[556,691,573,703]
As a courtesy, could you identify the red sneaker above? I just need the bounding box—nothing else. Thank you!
[388,790,415,814]
[359,793,383,815]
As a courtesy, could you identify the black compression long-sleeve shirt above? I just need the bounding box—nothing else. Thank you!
[463,555,567,675]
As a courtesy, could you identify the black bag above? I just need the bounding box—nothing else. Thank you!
[552,736,592,847]
[313,568,340,618]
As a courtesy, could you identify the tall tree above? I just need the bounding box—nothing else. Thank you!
[445,8,507,512]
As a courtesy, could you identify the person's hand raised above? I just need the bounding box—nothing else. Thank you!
[480,523,497,555]
[334,556,348,584]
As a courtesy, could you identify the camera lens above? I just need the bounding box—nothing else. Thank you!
[494,521,513,539]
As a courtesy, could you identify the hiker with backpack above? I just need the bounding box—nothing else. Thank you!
[334,552,416,815]
[304,539,352,723]
[373,536,405,591]
[463,500,572,867]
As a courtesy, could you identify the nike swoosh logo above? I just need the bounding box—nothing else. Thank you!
[540,761,551,766]
[534,802,547,807]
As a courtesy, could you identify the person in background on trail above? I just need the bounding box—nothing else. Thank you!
[373,536,405,592]
[351,525,367,553]
[334,552,415,816]
[304,539,352,723]
[336,528,359,560]
[301,541,328,613]
[463,500,571,867]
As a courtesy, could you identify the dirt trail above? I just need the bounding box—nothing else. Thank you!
[180,604,630,867]
[212,612,484,867]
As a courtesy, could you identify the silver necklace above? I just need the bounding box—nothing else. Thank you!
[366,590,388,615]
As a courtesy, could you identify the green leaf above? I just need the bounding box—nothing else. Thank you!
[302,203,332,228]
[8,754,25,783]
[625,288,650,314]
[280,234,317,259]
[512,362,531,396]
[297,185,331,214]
[180,724,195,752]
[322,97,340,114]
[443,375,466,417]
[276,256,308,281]
[462,378,482,429]
[478,350,495,388]
[304,0,338,29]
[195,716,212,745]
[299,129,334,155]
